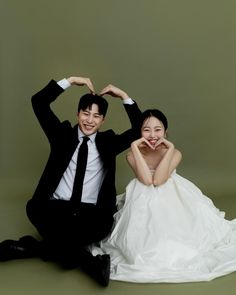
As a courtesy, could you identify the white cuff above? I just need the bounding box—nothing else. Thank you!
[57,78,71,90]
[122,97,134,105]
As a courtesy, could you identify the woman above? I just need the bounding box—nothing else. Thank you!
[92,109,236,283]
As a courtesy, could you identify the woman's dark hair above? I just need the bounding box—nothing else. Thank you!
[140,109,168,131]
[78,94,108,117]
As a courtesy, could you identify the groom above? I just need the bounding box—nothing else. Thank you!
[0,76,141,286]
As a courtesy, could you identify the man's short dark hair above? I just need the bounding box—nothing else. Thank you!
[78,94,108,117]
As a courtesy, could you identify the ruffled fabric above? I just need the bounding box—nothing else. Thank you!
[92,172,236,283]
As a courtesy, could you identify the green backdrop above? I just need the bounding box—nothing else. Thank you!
[1,0,236,201]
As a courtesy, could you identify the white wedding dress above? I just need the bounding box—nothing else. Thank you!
[92,171,236,283]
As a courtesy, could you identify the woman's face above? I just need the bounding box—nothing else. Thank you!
[141,116,166,147]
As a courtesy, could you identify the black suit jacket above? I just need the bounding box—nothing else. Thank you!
[30,80,141,218]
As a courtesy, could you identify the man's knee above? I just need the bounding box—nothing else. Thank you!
[26,199,34,220]
[26,198,42,224]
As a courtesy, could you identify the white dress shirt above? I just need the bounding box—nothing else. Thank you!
[53,130,104,204]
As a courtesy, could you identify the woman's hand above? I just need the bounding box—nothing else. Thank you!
[154,137,174,150]
[132,137,154,149]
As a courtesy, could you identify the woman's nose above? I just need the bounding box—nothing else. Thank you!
[150,130,155,137]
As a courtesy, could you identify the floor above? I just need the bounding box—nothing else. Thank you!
[0,181,236,295]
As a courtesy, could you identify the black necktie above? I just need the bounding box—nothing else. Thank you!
[71,136,89,205]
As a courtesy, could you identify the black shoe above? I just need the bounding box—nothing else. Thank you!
[0,235,39,261]
[93,254,111,287]
[80,252,110,287]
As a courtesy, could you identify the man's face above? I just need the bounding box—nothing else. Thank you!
[77,104,105,136]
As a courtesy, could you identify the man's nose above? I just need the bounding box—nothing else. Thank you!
[87,115,93,123]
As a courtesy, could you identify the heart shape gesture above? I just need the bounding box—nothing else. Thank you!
[67,76,130,101]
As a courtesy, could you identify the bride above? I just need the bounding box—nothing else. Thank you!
[92,109,236,283]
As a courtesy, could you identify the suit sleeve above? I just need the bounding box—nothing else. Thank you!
[114,101,142,155]
[31,80,65,142]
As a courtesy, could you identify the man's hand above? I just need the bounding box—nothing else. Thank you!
[99,84,129,100]
[67,77,95,94]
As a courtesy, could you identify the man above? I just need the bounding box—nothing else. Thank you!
[0,76,141,287]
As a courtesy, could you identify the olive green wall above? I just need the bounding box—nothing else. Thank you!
[1,0,236,199]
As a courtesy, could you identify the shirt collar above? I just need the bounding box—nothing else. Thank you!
[77,126,97,143]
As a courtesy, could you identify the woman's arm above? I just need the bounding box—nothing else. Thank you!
[153,138,182,186]
[126,137,154,185]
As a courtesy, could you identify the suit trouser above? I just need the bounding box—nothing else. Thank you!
[26,198,114,267]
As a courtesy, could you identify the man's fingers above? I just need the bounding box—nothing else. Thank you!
[86,80,95,94]
[99,85,113,96]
